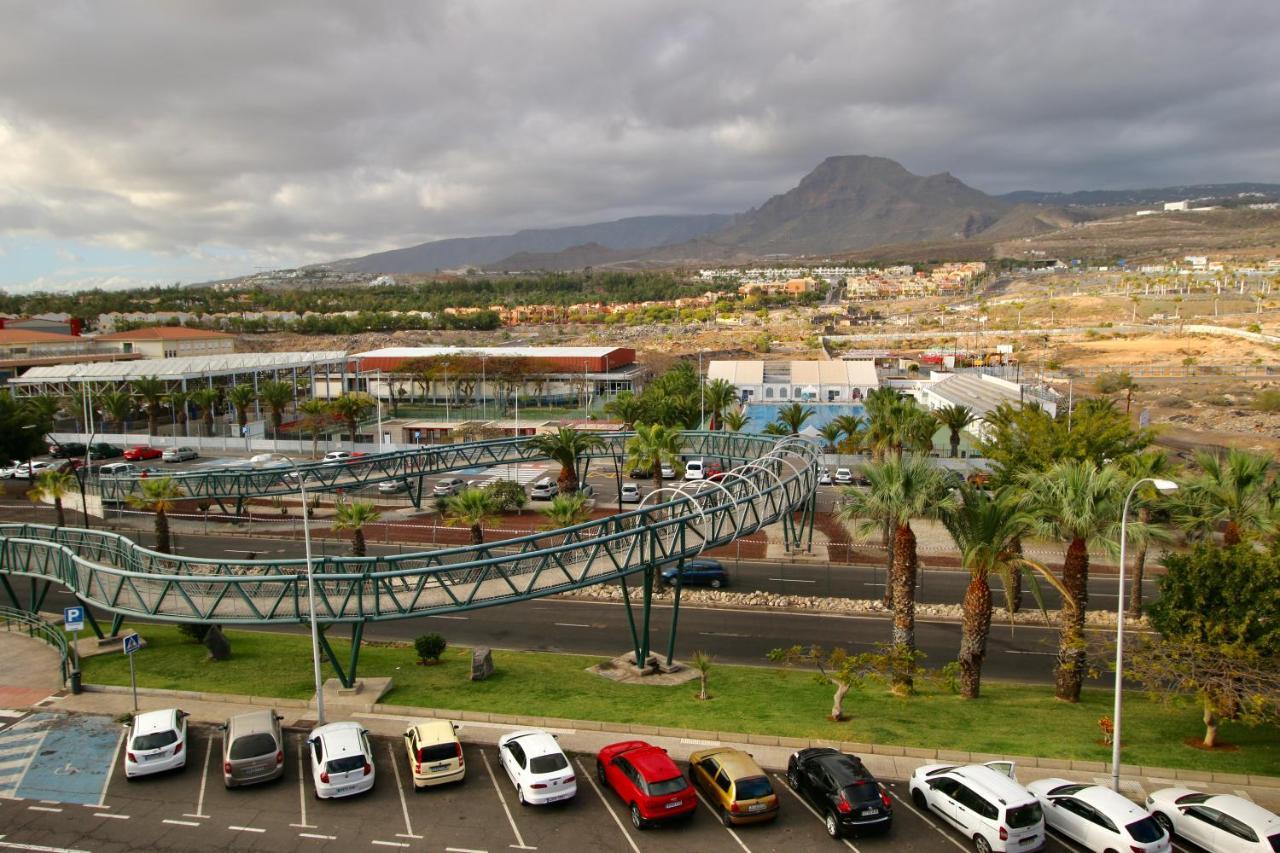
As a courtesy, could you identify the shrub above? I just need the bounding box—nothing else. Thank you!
[1094,371,1134,394]
[1158,396,1190,408]
[484,480,527,512]
[1253,389,1280,412]
[1248,323,1262,333]
[1203,394,1233,407]
[414,633,447,665]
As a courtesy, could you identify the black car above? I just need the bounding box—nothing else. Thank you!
[89,443,124,460]
[786,748,892,839]
[49,441,87,459]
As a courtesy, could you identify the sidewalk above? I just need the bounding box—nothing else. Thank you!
[2,631,1273,812]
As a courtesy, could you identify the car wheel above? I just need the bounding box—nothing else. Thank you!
[630,803,645,830]
[1152,812,1174,838]
[973,834,993,853]
[825,812,840,838]
[786,769,800,790]
[911,788,927,810]
[710,579,722,589]
[517,786,527,807]
[720,807,734,827]
[596,761,606,786]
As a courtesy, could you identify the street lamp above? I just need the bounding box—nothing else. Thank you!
[1111,476,1177,792]
[260,454,326,725]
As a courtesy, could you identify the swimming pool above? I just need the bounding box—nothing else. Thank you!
[741,403,866,434]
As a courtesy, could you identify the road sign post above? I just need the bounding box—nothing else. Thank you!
[63,606,84,694]
[123,632,141,713]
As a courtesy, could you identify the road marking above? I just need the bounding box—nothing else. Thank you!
[698,631,752,638]
[892,789,969,851]
[386,743,422,840]
[768,577,817,583]
[163,819,201,827]
[0,838,91,853]
[1006,649,1058,656]
[193,734,212,819]
[299,833,337,840]
[478,749,535,852]
[575,758,640,853]
[92,812,127,819]
[228,825,265,833]
[553,622,593,628]
[26,806,60,813]
[371,843,409,849]
[693,789,752,852]
[0,712,23,720]
[97,728,125,808]
[429,615,469,620]
[291,734,316,829]
[773,773,859,851]
[445,849,489,853]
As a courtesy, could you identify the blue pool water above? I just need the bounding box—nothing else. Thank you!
[742,403,866,434]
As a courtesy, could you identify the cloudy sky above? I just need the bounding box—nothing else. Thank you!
[1,1,1277,292]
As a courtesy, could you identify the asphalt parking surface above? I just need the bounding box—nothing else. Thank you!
[0,712,1109,853]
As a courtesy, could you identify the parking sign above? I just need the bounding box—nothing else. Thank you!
[63,606,84,632]
[122,632,142,655]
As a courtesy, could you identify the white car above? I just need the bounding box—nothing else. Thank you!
[162,447,199,463]
[497,729,576,806]
[248,453,288,468]
[660,464,676,479]
[1028,778,1170,852]
[324,450,354,462]
[909,761,1045,852]
[818,468,832,485]
[0,462,24,479]
[124,708,189,779]
[308,721,375,799]
[377,480,410,494]
[833,467,853,485]
[1146,788,1280,852]
[529,478,559,500]
[684,460,705,481]
[14,460,56,480]
[620,483,642,503]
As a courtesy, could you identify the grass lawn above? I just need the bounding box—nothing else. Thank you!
[82,626,1280,777]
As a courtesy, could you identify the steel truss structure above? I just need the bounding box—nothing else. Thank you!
[1,431,818,686]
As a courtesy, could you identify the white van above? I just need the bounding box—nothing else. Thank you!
[98,462,138,478]
[684,460,705,481]
[909,761,1045,852]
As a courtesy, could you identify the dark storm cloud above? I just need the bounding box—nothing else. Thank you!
[0,0,1277,265]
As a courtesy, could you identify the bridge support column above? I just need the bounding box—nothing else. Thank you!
[31,579,51,613]
[80,599,107,640]
[665,558,683,668]
[0,576,18,610]
[315,622,363,689]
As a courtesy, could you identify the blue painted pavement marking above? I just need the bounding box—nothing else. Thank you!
[14,712,122,805]
[0,714,52,798]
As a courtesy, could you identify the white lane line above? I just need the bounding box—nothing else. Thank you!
[892,790,968,852]
[1006,649,1057,656]
[429,615,468,620]
[698,631,752,638]
[553,622,593,628]
[693,789,752,852]
[92,812,128,820]
[0,838,91,853]
[386,743,422,840]
[163,819,201,827]
[193,733,212,818]
[25,806,61,813]
[768,577,817,583]
[291,734,316,829]
[445,848,489,853]
[371,843,409,849]
[299,833,337,840]
[228,825,265,833]
[575,758,640,853]
[772,773,859,851]
[478,749,535,852]
[97,728,126,807]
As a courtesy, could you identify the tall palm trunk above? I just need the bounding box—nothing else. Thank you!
[958,572,992,698]
[1128,507,1149,616]
[1222,521,1241,547]
[54,497,66,528]
[557,465,577,495]
[147,407,158,436]
[1006,536,1024,614]
[1055,536,1089,703]
[469,524,484,545]
[890,522,918,695]
[154,508,172,554]
[881,516,895,608]
[949,430,960,458]
[352,529,366,558]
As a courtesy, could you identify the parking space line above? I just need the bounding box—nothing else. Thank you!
[292,734,316,829]
[385,743,422,840]
[574,758,640,853]
[228,825,265,833]
[25,806,60,813]
[299,833,337,841]
[891,789,969,852]
[0,837,91,853]
[97,728,125,808]
[772,773,859,851]
[92,812,128,819]
[693,789,752,853]
[445,848,489,853]
[371,843,409,849]
[478,749,535,851]
[163,819,201,827]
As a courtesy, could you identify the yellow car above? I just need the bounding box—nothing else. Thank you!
[688,747,779,826]
[403,720,465,789]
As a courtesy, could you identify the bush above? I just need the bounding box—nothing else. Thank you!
[1157,396,1190,408]
[1253,389,1280,412]
[484,480,527,512]
[1094,371,1134,394]
[1203,394,1233,407]
[414,633,447,665]
[178,623,212,643]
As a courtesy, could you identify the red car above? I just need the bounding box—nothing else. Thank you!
[123,445,164,461]
[595,740,696,829]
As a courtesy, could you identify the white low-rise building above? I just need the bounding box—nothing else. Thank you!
[707,359,878,403]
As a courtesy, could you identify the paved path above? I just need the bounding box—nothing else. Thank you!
[0,627,63,709]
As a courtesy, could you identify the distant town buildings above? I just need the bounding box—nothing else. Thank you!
[845,262,986,299]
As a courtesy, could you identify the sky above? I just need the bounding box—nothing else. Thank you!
[1,1,1278,293]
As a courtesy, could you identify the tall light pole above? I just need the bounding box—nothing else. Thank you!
[1111,475,1177,792]
[698,350,706,428]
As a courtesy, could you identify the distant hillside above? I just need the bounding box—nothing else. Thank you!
[330,214,732,274]
[999,183,1280,207]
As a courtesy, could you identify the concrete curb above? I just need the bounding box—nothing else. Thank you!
[79,683,1280,788]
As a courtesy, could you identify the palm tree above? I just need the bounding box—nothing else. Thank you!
[935,404,976,458]
[167,390,192,437]
[297,399,333,458]
[839,454,952,694]
[131,376,168,436]
[128,476,185,554]
[691,650,713,700]
[1174,448,1274,546]
[625,423,684,498]
[98,390,134,432]
[329,392,374,445]
[226,384,257,439]
[332,499,381,557]
[257,380,295,438]
[702,379,738,430]
[603,391,645,430]
[189,387,220,437]
[1023,460,1126,703]
[22,395,61,430]
[527,427,605,494]
[761,422,789,437]
[27,468,77,527]
[1120,451,1177,615]
[818,422,843,452]
[443,488,498,545]
[775,402,816,435]
[831,414,864,451]
[941,486,1065,698]
[540,493,591,539]
[721,408,749,432]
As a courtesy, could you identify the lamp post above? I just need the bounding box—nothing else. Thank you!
[698,350,706,428]
[1111,476,1177,792]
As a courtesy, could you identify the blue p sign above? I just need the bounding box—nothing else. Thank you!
[63,606,84,632]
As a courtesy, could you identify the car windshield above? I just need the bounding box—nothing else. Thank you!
[646,776,686,796]
[734,776,773,799]
[842,781,882,804]
[229,733,277,760]
[417,743,457,763]
[1266,833,1279,852]
[133,730,178,750]
[1126,816,1165,843]
[1006,801,1043,828]
[529,753,568,774]
[326,755,366,774]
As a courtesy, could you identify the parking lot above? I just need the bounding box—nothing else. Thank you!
[0,711,1110,853]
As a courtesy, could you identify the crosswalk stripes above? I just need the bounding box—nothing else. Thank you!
[0,713,53,798]
[472,464,553,487]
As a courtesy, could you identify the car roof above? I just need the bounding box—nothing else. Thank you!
[1072,785,1149,819]
[814,753,874,785]
[408,720,458,746]
[504,729,561,757]
[615,743,678,779]
[226,709,278,737]
[1202,794,1280,829]
[949,765,1033,804]
[133,709,180,735]
[695,748,763,779]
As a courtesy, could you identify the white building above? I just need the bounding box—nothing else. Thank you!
[1164,201,1190,212]
[915,371,1058,442]
[707,360,878,403]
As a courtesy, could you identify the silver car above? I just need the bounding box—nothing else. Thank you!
[433,477,465,497]
[162,446,199,463]
[221,709,285,788]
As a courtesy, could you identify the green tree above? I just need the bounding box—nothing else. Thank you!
[691,650,714,701]
[131,376,168,437]
[769,645,891,721]
[817,422,843,452]
[721,408,749,432]
[625,423,684,497]
[527,427,605,495]
[189,387,220,437]
[257,380,295,438]
[167,390,192,437]
[226,384,257,439]
[540,493,591,538]
[603,391,645,429]
[127,476,185,554]
[98,390,135,433]
[332,499,381,557]
[839,454,952,694]
[935,404,976,458]
[1023,460,1127,703]
[0,392,54,465]
[329,392,374,445]
[297,398,333,458]
[831,414,864,452]
[443,488,498,545]
[702,379,738,430]
[27,468,77,527]
[1174,448,1275,547]
[775,402,816,435]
